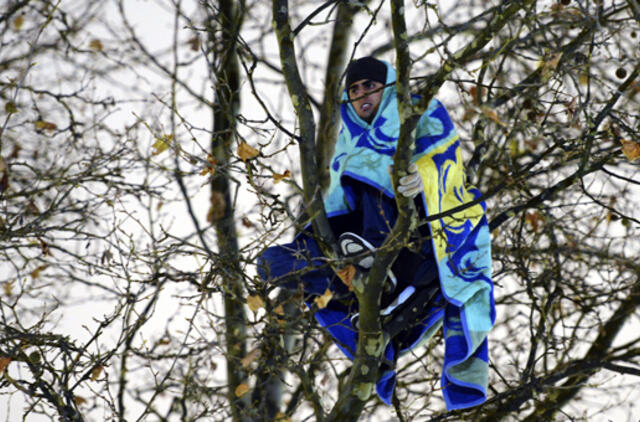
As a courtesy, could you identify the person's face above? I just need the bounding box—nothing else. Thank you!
[348,79,384,123]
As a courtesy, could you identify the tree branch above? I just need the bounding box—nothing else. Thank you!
[316,0,369,191]
[272,0,338,256]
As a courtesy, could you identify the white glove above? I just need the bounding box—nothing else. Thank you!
[397,163,423,198]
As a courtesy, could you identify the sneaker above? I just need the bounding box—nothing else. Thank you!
[350,312,360,330]
[382,284,441,340]
[381,285,415,316]
[338,232,397,291]
[349,285,416,330]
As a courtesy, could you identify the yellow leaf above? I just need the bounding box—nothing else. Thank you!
[152,134,172,156]
[273,304,284,316]
[234,383,250,397]
[247,295,265,312]
[30,265,48,279]
[74,395,87,405]
[200,167,215,176]
[237,141,259,162]
[34,120,57,132]
[200,154,217,176]
[89,39,103,52]
[0,357,11,373]
[336,265,355,291]
[620,139,640,162]
[314,289,333,309]
[273,170,291,184]
[3,281,14,296]
[5,102,17,114]
[480,106,507,127]
[525,211,544,232]
[13,16,24,30]
[509,140,519,157]
[90,365,103,381]
[275,412,291,422]
[579,72,589,86]
[241,349,260,368]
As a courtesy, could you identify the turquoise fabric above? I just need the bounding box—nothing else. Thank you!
[322,61,495,410]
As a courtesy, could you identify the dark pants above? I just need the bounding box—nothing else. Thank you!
[257,179,438,300]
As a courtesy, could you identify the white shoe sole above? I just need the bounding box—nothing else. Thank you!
[338,232,397,290]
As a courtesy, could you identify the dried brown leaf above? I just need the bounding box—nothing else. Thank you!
[468,86,484,105]
[237,141,259,162]
[246,295,265,312]
[273,170,291,184]
[2,281,14,296]
[234,383,250,397]
[336,265,356,291]
[241,349,260,368]
[156,337,171,346]
[0,172,8,194]
[13,16,24,30]
[8,144,21,160]
[187,36,200,52]
[620,139,640,162]
[89,39,103,52]
[34,120,57,132]
[480,107,507,127]
[90,365,103,381]
[275,412,291,422]
[152,134,172,156]
[314,289,333,309]
[39,238,50,256]
[200,154,217,176]
[0,357,11,373]
[525,212,544,232]
[30,265,48,279]
[207,191,226,222]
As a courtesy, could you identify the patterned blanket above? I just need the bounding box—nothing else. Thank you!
[317,61,495,410]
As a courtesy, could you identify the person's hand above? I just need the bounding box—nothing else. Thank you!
[397,163,423,198]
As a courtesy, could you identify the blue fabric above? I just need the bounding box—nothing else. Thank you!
[322,61,494,410]
[258,184,446,405]
[259,61,494,410]
[257,232,337,296]
[257,181,402,296]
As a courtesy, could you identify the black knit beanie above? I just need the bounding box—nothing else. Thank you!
[346,57,387,88]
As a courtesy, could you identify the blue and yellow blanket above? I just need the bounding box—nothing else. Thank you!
[317,61,495,410]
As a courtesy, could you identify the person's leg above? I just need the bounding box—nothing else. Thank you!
[382,278,442,337]
[257,232,349,297]
[352,183,397,248]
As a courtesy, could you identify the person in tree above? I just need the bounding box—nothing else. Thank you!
[258,56,495,410]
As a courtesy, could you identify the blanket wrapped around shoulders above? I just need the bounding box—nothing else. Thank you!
[317,61,495,410]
